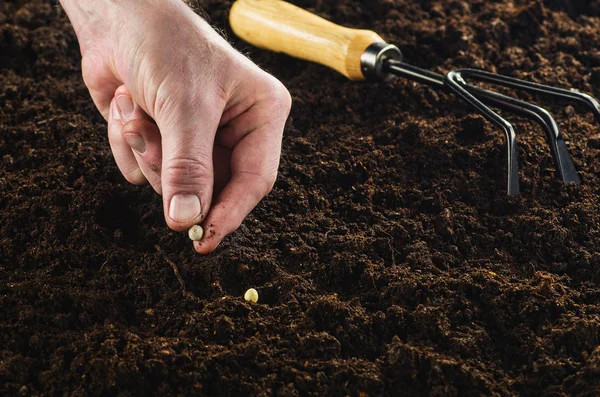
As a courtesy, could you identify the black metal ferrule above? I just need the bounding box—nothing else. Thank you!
[361,42,403,81]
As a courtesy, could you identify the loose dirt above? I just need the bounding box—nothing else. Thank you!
[2,0,600,395]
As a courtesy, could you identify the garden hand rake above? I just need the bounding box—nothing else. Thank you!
[229,0,600,195]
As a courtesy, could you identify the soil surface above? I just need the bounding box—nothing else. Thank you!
[2,0,600,395]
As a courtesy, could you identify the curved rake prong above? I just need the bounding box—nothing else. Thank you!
[465,85,580,184]
[384,60,594,194]
[446,71,520,196]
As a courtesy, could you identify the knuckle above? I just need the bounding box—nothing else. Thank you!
[164,155,213,188]
[151,57,229,125]
[81,51,103,91]
[121,119,144,137]
[240,169,278,197]
[152,73,196,123]
[276,83,293,115]
[263,76,292,115]
[114,85,130,97]
[264,171,278,195]
[153,84,177,122]
[154,80,225,129]
[258,166,278,195]
[124,168,147,186]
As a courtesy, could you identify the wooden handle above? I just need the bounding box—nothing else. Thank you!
[229,0,385,81]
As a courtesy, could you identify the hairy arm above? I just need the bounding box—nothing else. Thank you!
[59,0,167,54]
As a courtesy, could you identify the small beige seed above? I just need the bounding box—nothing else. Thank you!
[188,225,204,241]
[244,288,259,303]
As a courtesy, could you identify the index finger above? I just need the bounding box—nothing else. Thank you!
[193,119,285,254]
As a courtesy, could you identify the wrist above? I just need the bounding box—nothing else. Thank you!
[60,0,117,52]
[60,0,174,54]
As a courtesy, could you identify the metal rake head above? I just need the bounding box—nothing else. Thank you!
[446,69,600,195]
[384,58,600,195]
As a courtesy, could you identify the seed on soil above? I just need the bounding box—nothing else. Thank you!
[188,225,204,241]
[244,288,259,303]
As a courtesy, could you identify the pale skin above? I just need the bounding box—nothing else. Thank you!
[60,0,291,253]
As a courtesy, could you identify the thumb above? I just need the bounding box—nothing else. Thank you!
[158,101,221,232]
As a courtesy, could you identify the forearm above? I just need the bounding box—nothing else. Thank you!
[59,0,177,53]
[59,0,113,41]
[59,0,107,22]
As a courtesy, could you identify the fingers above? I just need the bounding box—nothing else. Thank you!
[107,97,148,185]
[122,119,163,195]
[112,86,163,194]
[194,86,291,254]
[158,98,222,233]
[193,168,275,254]
[108,72,289,252]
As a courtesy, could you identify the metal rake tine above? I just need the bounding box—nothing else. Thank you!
[464,84,580,184]
[445,72,521,196]
[385,60,587,193]
[448,68,592,185]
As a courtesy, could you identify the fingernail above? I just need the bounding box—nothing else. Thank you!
[169,194,201,223]
[116,95,134,121]
[124,133,146,154]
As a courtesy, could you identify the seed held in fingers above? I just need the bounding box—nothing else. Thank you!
[244,288,259,303]
[188,225,204,241]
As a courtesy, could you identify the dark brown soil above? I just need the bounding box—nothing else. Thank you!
[2,0,600,395]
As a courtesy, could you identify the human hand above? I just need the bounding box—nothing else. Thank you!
[61,0,291,253]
